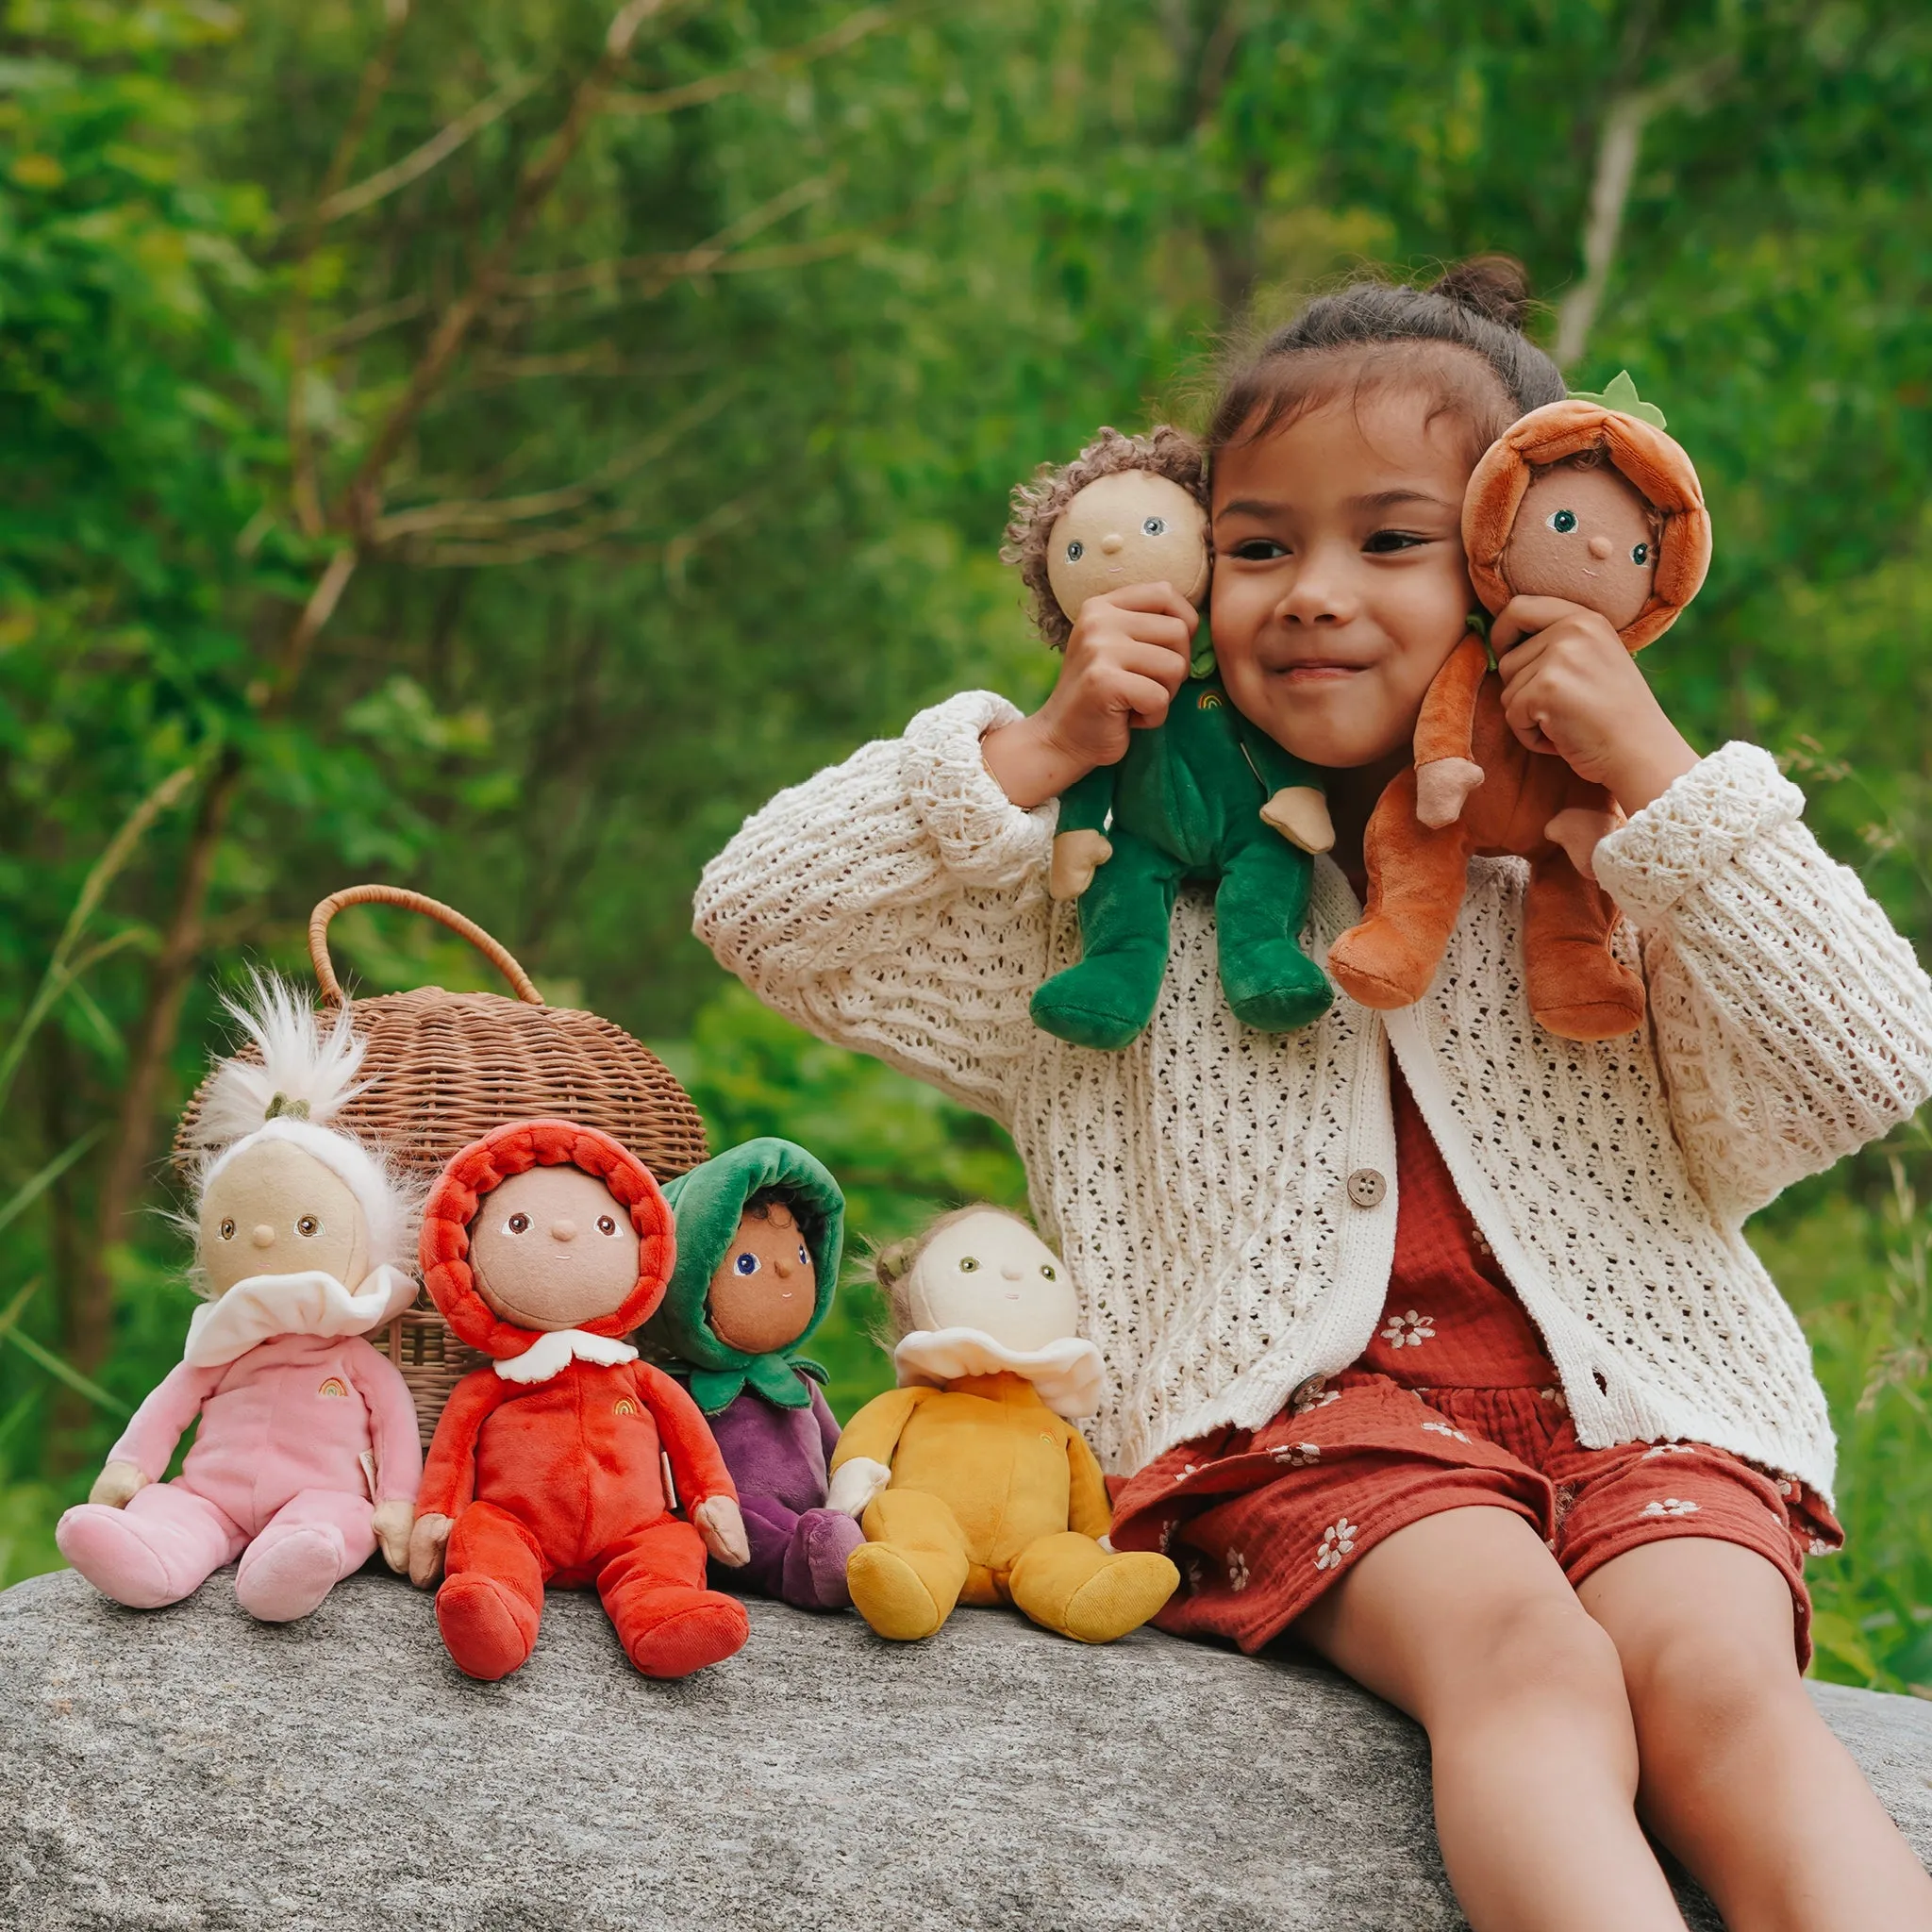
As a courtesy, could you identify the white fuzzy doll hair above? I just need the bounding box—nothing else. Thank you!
[178,972,423,1297]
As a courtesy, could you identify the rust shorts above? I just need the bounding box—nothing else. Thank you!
[1110,1370,1841,1669]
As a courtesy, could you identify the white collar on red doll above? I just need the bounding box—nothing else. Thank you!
[492,1327,639,1385]
[183,1262,418,1369]
[891,1327,1104,1420]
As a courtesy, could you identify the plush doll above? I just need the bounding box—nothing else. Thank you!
[1326,374,1712,1041]
[56,974,422,1622]
[406,1119,751,1681]
[1002,425,1335,1050]
[641,1136,865,1611]
[825,1206,1177,1643]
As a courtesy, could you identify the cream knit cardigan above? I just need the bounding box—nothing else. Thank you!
[694,691,1932,1497]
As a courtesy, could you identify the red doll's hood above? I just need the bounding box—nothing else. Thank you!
[421,1119,675,1360]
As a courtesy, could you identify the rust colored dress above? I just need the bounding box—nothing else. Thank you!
[1110,1067,1840,1666]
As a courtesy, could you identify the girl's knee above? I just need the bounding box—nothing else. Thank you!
[1438,1590,1629,1730]
[1622,1619,1807,1758]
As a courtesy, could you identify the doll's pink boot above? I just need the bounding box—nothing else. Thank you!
[234,1491,375,1623]
[57,1484,241,1609]
[783,1507,864,1610]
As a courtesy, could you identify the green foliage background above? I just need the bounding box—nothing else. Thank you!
[1,0,1928,1691]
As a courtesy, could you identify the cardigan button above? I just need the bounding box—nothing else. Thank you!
[1345,1168,1387,1208]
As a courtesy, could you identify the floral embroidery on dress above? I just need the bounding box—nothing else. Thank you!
[1271,1441,1322,1467]
[1641,1442,1696,1459]
[1538,1386,1570,1413]
[1379,1308,1435,1349]
[1641,1497,1701,1518]
[1158,1519,1179,1555]
[1184,1557,1206,1591]
[1314,1519,1359,1571]
[1419,1420,1470,1443]
[1226,1548,1250,1592]
[1174,1463,1199,1483]
[1291,1377,1340,1415]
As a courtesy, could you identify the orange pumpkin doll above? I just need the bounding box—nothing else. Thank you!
[1326,375,1712,1041]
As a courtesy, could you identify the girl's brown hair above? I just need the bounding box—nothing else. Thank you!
[1207,256,1566,472]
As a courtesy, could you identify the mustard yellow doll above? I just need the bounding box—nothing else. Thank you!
[825,1207,1176,1643]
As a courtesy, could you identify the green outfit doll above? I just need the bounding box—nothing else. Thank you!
[1001,426,1335,1051]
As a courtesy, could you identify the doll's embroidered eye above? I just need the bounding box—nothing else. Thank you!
[1065,540,1084,561]
[1631,541,1650,564]
[1041,1263,1057,1279]
[296,1216,321,1238]
[798,1244,809,1264]
[507,1212,530,1234]
[1548,508,1578,534]
[1141,516,1166,536]
[735,1252,759,1274]
[219,1219,236,1241]
[596,1214,617,1236]
[958,1257,979,1273]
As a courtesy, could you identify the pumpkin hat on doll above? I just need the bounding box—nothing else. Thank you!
[1463,372,1712,653]
[644,1137,845,1414]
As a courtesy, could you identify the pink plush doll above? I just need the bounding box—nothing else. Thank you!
[57,975,423,1623]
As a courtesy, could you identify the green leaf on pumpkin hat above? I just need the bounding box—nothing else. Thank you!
[1565,370,1667,429]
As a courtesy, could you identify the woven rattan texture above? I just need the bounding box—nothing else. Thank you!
[174,987,710,1446]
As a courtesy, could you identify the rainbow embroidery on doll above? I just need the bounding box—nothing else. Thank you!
[317,1376,350,1399]
[1195,689,1224,711]
[612,1396,640,1417]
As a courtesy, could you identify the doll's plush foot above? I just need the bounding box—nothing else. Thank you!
[1325,917,1437,1010]
[1531,972,1647,1041]
[846,1540,958,1641]
[782,1507,865,1610]
[1222,942,1334,1035]
[617,1588,749,1678]
[1007,1532,1179,1644]
[1029,957,1166,1053]
[437,1572,541,1681]
[57,1505,188,1610]
[56,1486,236,1610]
[235,1524,346,1624]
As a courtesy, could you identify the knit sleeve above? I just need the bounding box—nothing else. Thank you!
[691,690,1057,1120]
[1592,741,1932,1223]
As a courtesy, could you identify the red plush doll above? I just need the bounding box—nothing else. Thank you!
[407,1120,752,1681]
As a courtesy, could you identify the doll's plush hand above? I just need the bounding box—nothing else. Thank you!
[824,1456,892,1519]
[1259,786,1335,854]
[372,1499,415,1574]
[1049,829,1113,901]
[983,585,1196,810]
[1414,758,1485,829]
[1491,596,1698,814]
[408,1511,454,1589]
[88,1460,147,1509]
[692,1495,750,1568]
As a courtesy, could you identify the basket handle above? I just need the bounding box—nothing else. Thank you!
[308,885,545,1007]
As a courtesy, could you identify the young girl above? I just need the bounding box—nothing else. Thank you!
[693,258,1932,1930]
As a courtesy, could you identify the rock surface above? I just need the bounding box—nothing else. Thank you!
[2,1566,1929,1930]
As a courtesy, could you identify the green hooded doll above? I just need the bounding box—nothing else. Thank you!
[643,1137,863,1611]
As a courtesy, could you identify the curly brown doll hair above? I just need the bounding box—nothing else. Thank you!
[999,425,1208,649]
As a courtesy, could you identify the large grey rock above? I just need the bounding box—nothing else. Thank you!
[1,1566,1927,1930]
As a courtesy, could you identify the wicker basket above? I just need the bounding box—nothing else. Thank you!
[174,884,710,1442]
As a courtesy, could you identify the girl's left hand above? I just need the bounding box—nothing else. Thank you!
[1490,595,1699,815]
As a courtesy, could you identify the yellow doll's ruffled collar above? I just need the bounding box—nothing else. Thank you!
[891,1326,1104,1420]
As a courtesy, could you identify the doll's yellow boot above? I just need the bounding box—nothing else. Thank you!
[1007,1532,1178,1643]
[849,1490,972,1641]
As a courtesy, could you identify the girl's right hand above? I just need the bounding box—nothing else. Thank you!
[983,583,1197,809]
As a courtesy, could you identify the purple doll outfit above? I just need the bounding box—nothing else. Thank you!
[708,1378,864,1608]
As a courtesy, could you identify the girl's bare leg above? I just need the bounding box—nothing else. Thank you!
[1580,1538,1932,1932]
[1296,1505,1687,1932]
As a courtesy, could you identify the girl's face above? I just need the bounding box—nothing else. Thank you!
[1209,391,1479,768]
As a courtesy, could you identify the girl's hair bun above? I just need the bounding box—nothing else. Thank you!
[1430,255,1532,332]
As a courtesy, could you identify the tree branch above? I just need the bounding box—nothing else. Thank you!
[289,0,413,537]
[506,170,839,299]
[603,6,901,117]
[1552,54,1736,369]
[341,0,677,537]
[316,73,540,224]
